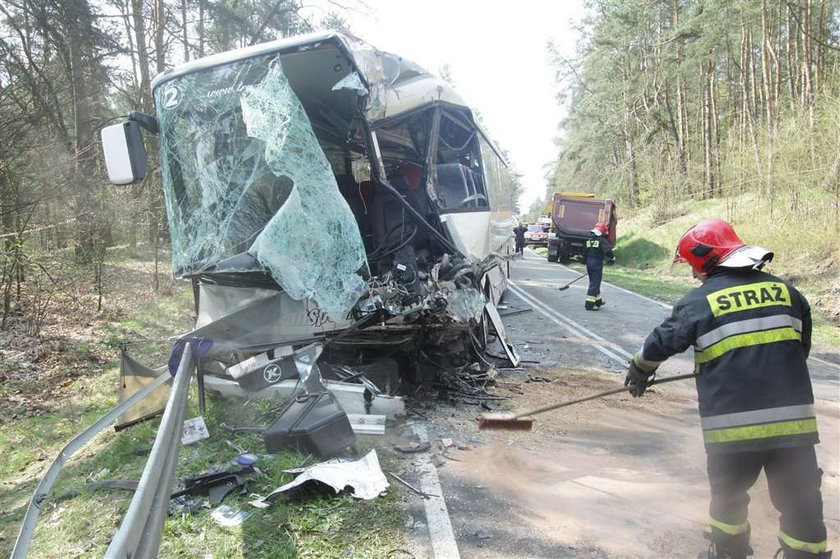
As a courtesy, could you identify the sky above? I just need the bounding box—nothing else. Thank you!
[300,0,588,213]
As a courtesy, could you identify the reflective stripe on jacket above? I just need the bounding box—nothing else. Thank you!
[634,269,818,454]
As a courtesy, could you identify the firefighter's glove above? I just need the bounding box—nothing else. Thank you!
[624,362,654,397]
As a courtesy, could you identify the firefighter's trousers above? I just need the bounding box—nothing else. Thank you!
[707,445,828,556]
[585,260,603,309]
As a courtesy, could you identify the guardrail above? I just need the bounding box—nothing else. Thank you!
[11,343,195,558]
[105,343,194,558]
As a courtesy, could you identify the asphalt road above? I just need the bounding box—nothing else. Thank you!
[408,250,840,559]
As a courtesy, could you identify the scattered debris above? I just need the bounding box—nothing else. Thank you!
[182,416,210,445]
[386,471,436,499]
[203,375,405,418]
[171,465,256,506]
[263,391,355,457]
[394,441,431,454]
[347,413,386,435]
[263,449,388,501]
[210,504,252,527]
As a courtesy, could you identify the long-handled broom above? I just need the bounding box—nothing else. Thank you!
[477,373,696,431]
[557,273,588,291]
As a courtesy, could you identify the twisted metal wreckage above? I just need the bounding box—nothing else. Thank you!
[13,32,520,557]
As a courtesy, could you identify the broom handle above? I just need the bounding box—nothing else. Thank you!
[513,373,696,419]
[562,273,588,288]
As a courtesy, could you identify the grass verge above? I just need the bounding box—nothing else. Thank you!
[0,247,405,558]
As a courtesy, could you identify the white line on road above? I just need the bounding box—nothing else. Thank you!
[508,282,631,367]
[414,424,460,559]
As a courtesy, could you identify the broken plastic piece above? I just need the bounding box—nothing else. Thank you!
[263,391,355,457]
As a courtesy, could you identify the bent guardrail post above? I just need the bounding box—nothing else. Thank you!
[105,343,195,559]
[11,367,176,558]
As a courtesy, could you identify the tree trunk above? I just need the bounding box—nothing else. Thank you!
[198,0,205,58]
[132,0,152,111]
[181,0,190,62]
[155,0,165,74]
[703,61,715,198]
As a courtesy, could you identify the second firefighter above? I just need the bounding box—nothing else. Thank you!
[584,222,614,310]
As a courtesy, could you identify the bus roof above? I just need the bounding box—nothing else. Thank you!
[150,31,471,123]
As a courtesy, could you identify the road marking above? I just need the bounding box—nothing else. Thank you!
[508,282,630,367]
[414,424,460,559]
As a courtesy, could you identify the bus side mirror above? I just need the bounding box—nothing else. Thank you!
[101,121,147,185]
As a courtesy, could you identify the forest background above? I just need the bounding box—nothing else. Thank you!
[530,0,839,329]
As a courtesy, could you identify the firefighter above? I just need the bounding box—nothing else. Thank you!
[513,223,527,255]
[583,222,613,310]
[624,218,831,559]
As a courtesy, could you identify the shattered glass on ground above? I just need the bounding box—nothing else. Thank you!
[156,56,368,319]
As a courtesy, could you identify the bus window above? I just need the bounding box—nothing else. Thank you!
[434,111,488,211]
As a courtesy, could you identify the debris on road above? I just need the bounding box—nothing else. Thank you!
[348,413,386,435]
[386,471,436,499]
[394,441,431,454]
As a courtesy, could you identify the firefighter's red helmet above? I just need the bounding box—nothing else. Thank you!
[674,219,745,274]
[593,222,608,235]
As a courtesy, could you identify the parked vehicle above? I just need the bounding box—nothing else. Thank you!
[524,223,549,246]
[546,193,617,263]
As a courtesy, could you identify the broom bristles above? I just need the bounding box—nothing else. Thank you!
[477,413,534,431]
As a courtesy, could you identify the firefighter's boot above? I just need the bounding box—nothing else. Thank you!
[699,530,753,559]
[595,298,606,308]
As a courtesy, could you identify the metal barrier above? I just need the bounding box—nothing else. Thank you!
[10,343,195,558]
[105,343,194,558]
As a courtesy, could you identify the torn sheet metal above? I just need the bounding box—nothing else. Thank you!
[447,287,486,323]
[484,302,521,367]
[190,286,351,357]
[263,449,388,501]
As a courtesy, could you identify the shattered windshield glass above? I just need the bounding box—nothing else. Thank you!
[155,54,368,318]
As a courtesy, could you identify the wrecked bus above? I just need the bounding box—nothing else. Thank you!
[101,31,520,394]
